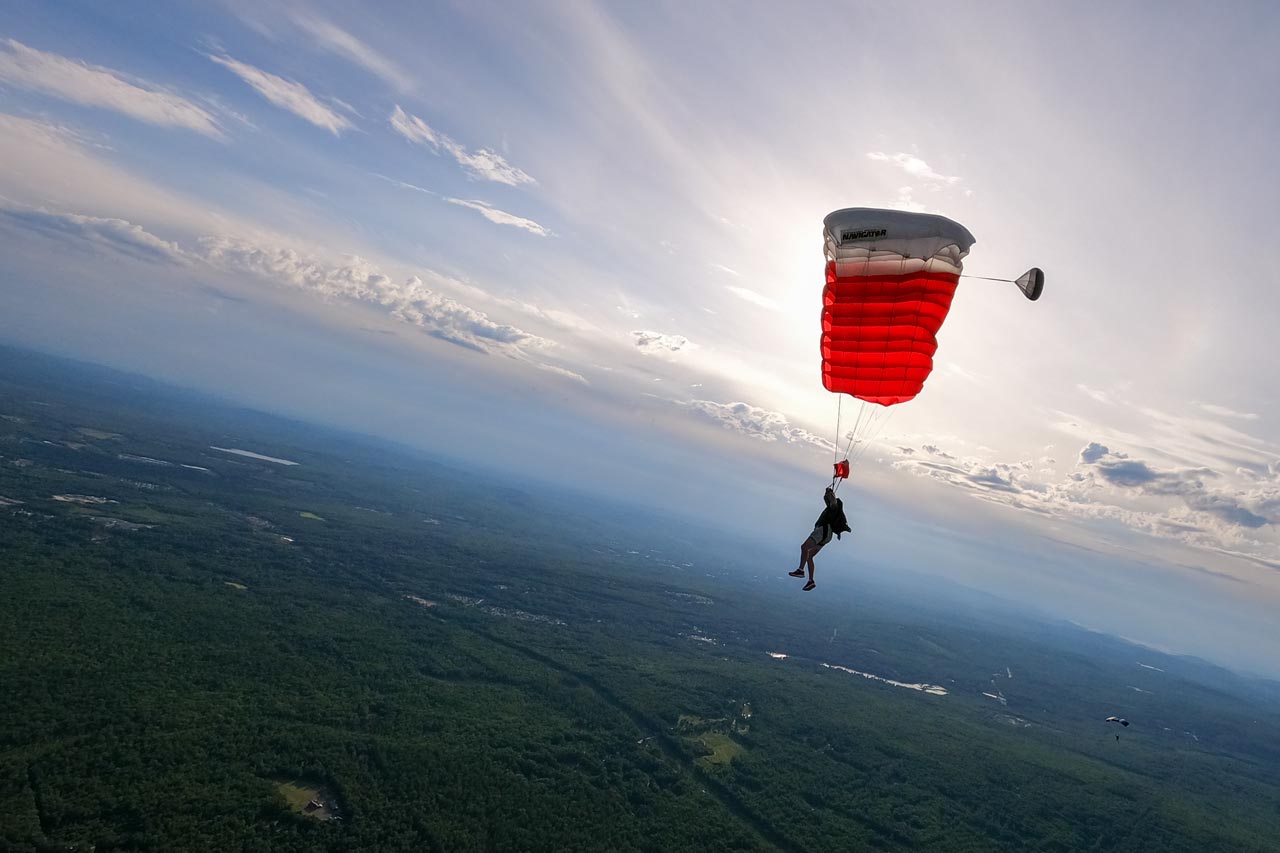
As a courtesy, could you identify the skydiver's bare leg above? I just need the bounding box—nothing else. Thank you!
[804,544,822,589]
[790,542,810,577]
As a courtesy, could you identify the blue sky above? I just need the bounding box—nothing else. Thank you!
[2,1,1279,674]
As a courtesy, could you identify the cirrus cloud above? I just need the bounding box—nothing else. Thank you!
[390,105,535,186]
[724,284,780,310]
[288,13,413,92]
[446,198,551,236]
[0,39,222,138]
[866,151,961,185]
[209,54,352,135]
[1197,402,1259,421]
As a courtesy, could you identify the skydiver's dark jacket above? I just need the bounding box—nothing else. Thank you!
[815,493,852,541]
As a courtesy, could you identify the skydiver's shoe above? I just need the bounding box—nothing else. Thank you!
[788,569,806,577]
[802,581,816,591]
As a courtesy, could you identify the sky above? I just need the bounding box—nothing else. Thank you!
[1,1,1279,675]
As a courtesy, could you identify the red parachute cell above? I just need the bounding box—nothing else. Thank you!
[821,209,977,407]
[822,263,959,405]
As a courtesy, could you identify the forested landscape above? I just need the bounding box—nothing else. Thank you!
[2,347,1279,852]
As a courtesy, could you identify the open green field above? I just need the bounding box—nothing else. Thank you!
[274,778,338,821]
[696,732,746,767]
[276,779,322,810]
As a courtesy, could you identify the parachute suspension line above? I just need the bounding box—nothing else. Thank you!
[850,405,898,469]
[865,409,896,461]
[846,404,862,458]
[833,394,842,466]
[848,398,869,454]
[833,397,865,493]
[843,401,862,457]
[854,405,882,462]
[842,412,874,480]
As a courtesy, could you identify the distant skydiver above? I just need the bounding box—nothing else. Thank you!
[789,486,851,591]
[1106,716,1129,741]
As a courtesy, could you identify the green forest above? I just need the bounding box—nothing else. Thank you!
[2,349,1278,852]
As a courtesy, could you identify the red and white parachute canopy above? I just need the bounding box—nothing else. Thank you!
[821,208,1042,482]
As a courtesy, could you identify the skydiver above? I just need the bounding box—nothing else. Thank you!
[789,486,850,590]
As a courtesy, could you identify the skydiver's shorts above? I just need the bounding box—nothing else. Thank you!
[806,526,832,548]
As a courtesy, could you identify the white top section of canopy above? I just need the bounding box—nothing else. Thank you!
[823,208,976,275]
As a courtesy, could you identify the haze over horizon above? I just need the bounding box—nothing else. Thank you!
[2,1,1278,676]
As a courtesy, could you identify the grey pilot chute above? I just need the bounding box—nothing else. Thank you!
[1016,267,1044,301]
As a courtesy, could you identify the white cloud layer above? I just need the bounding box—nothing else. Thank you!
[390,105,535,186]
[891,433,1280,568]
[200,237,546,353]
[0,206,190,265]
[209,54,352,135]
[632,330,691,356]
[683,399,830,449]
[0,39,222,138]
[0,200,550,357]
